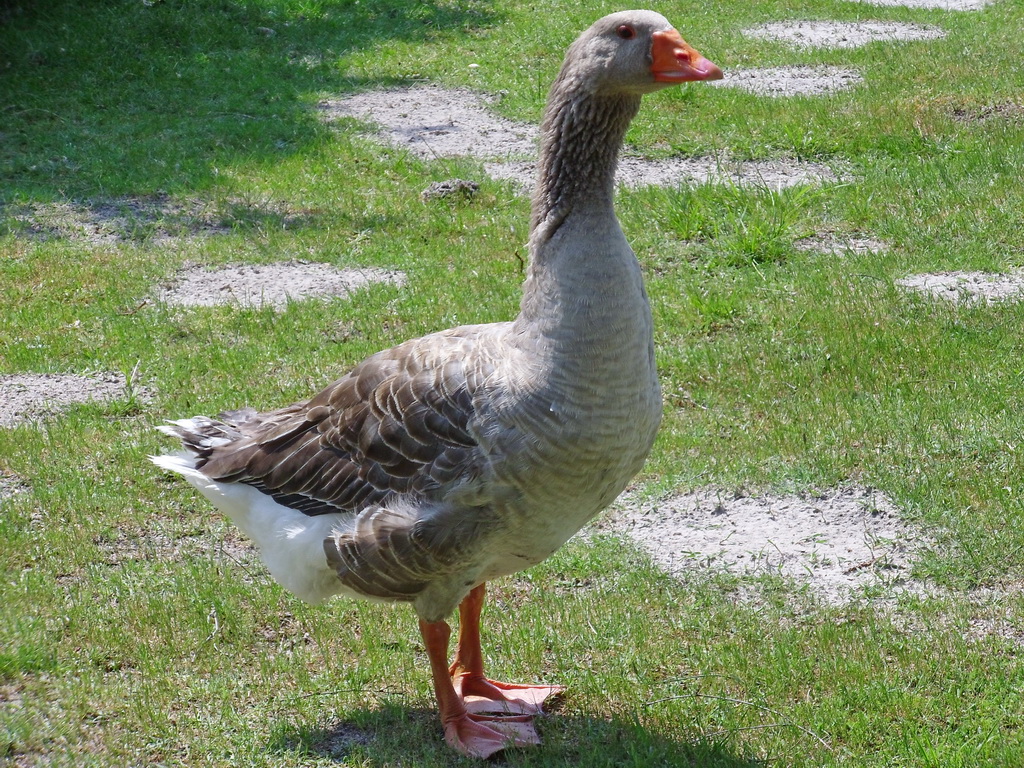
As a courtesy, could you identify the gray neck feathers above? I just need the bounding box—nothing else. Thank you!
[513,70,649,347]
[528,71,642,248]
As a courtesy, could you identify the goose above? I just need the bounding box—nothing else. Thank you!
[153,10,722,758]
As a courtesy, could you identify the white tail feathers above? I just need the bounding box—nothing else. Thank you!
[150,452,349,604]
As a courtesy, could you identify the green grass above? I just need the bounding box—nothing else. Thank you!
[3,0,1024,765]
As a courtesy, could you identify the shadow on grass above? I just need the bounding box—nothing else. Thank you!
[0,0,501,201]
[270,706,763,767]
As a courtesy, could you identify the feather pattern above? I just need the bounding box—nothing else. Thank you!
[169,325,501,521]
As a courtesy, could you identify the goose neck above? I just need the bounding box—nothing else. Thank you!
[529,87,641,246]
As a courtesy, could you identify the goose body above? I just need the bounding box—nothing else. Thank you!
[156,311,656,616]
[154,10,721,757]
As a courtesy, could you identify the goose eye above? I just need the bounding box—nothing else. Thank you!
[616,25,636,40]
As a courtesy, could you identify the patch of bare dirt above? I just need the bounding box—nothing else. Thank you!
[795,233,889,255]
[321,85,840,189]
[157,261,406,310]
[2,196,320,247]
[93,526,259,573]
[602,486,927,604]
[486,154,839,193]
[1,683,24,709]
[0,372,136,429]
[885,585,1024,646]
[3,196,225,246]
[851,0,992,8]
[273,720,375,761]
[744,21,945,48]
[319,85,537,160]
[896,270,1024,304]
[968,613,1024,646]
[951,102,1024,124]
[711,66,864,97]
[0,471,29,500]
[311,722,374,759]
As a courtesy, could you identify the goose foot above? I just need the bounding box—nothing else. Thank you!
[454,672,565,716]
[421,616,544,759]
[450,584,566,717]
[421,585,566,756]
[443,712,541,759]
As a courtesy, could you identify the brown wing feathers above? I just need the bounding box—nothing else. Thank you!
[190,339,486,518]
[324,500,491,600]
[325,506,443,599]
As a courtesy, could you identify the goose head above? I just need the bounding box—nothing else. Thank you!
[559,10,723,97]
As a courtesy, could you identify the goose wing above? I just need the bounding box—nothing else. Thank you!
[162,326,515,602]
[189,325,504,516]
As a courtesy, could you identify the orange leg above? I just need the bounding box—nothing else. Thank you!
[419,617,540,759]
[449,584,565,716]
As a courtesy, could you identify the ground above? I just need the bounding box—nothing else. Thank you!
[4,12,1022,600]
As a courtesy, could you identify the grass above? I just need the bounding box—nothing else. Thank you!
[3,0,1024,764]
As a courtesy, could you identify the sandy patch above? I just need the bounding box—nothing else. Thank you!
[0,372,135,428]
[711,66,863,97]
[850,0,993,9]
[795,233,889,255]
[322,85,840,189]
[603,486,925,604]
[487,154,838,193]
[157,261,406,310]
[743,21,945,48]
[319,85,537,160]
[896,270,1024,304]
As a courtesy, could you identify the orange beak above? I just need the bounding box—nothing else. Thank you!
[651,29,723,83]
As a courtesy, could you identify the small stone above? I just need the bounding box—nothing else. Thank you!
[420,179,480,201]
